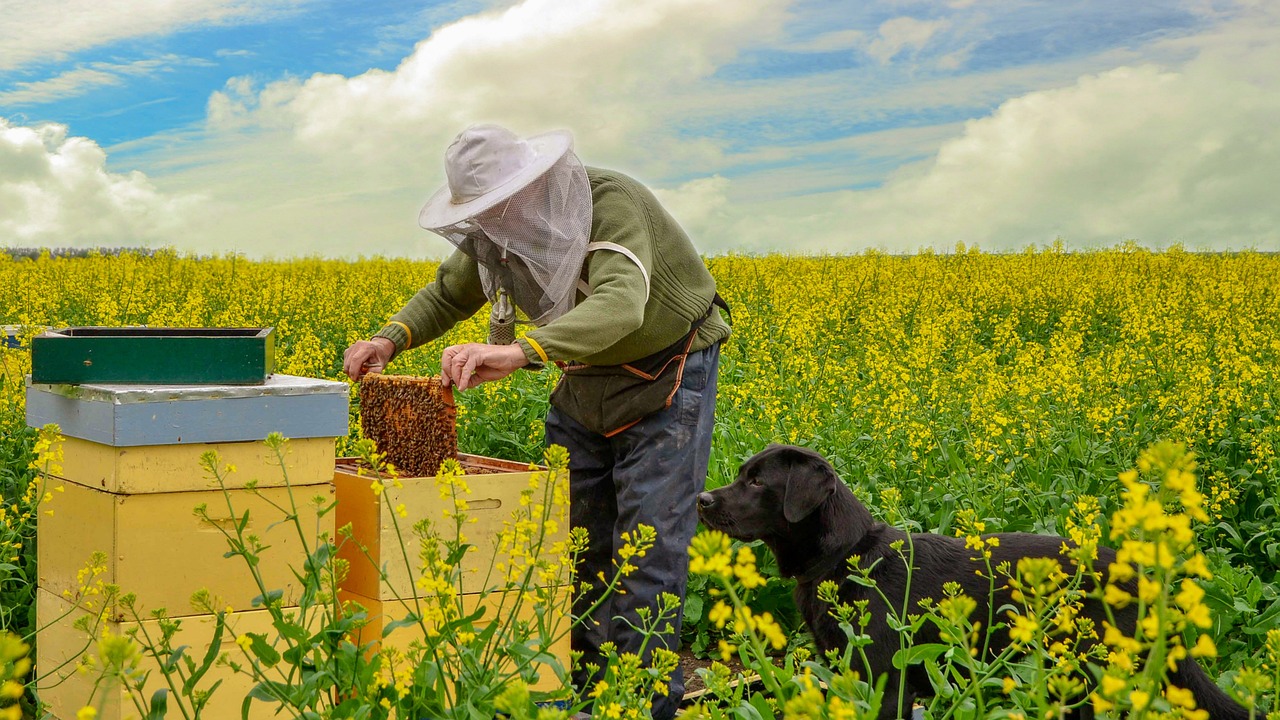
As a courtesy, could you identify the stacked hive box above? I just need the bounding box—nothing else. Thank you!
[28,374,348,720]
[334,449,572,692]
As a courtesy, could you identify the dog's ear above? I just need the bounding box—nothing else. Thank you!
[781,447,839,524]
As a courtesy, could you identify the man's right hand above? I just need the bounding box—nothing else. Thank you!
[343,337,396,382]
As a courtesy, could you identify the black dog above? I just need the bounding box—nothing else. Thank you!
[697,444,1258,720]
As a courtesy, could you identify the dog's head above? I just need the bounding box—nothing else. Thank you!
[697,444,844,541]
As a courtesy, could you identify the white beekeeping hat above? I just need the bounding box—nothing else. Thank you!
[420,124,592,327]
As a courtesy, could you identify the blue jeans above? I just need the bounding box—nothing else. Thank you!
[545,342,720,720]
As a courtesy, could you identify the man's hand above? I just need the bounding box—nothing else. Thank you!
[343,337,396,382]
[441,343,529,391]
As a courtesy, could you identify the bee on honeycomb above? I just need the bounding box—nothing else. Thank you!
[358,374,457,477]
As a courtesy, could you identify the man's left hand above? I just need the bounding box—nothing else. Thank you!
[440,342,530,391]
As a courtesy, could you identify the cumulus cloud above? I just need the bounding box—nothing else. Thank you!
[209,0,788,162]
[0,0,308,72]
[651,175,733,233]
[81,0,1278,257]
[0,119,201,246]
[145,0,790,257]
[685,30,1280,253]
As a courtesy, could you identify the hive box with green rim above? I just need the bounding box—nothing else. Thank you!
[26,373,348,446]
[31,326,274,384]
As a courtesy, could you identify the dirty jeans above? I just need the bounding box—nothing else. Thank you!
[545,342,720,720]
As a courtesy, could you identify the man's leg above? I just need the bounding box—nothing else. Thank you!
[608,343,720,720]
[545,405,616,697]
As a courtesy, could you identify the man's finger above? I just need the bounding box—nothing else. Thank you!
[455,352,478,391]
[442,348,463,386]
[440,347,461,388]
[343,347,365,381]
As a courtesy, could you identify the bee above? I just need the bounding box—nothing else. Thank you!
[358,374,457,477]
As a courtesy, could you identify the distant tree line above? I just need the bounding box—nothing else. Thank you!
[1,247,160,259]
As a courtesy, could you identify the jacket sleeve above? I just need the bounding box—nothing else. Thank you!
[374,249,488,355]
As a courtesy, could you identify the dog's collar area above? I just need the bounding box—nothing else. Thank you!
[794,525,884,584]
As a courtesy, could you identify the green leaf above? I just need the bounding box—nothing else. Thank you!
[248,633,281,667]
[446,542,473,567]
[248,680,291,703]
[160,645,188,673]
[273,617,310,644]
[893,643,949,670]
[924,658,949,696]
[383,614,420,638]
[251,589,284,608]
[304,543,333,574]
[145,688,169,719]
[684,593,705,626]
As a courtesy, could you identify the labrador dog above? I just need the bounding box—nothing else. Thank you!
[697,444,1258,720]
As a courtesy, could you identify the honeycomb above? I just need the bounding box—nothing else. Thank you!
[358,373,457,478]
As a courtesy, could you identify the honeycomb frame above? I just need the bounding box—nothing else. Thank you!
[358,373,458,478]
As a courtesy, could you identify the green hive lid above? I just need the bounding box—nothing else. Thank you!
[30,326,275,385]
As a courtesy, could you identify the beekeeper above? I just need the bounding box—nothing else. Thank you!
[342,124,730,719]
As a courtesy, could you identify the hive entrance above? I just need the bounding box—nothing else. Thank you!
[358,374,458,477]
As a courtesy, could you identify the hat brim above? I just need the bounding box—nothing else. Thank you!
[418,129,574,231]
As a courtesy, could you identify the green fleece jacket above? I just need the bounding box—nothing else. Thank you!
[374,168,731,366]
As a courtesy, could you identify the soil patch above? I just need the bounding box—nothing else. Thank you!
[678,648,749,699]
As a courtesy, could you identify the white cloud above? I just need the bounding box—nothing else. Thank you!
[0,0,309,72]
[212,0,790,159]
[866,17,949,63]
[688,30,1280,253]
[137,0,791,257]
[77,0,1280,258]
[0,119,201,246]
[651,175,732,232]
[0,56,190,106]
[0,68,122,106]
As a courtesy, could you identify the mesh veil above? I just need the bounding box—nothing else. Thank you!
[433,151,592,327]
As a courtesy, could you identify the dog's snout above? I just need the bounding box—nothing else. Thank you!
[697,492,716,510]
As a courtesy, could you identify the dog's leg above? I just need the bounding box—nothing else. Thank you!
[1171,656,1258,720]
[875,671,918,720]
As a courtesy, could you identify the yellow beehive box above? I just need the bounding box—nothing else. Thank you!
[36,589,282,720]
[333,454,566,601]
[40,480,334,617]
[339,587,572,693]
[52,436,336,493]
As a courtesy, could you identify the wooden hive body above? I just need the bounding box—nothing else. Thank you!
[333,453,572,693]
[37,589,283,720]
[33,375,346,720]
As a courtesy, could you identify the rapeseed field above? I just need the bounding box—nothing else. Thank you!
[1,246,1277,716]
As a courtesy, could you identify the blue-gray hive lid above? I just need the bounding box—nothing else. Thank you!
[26,374,350,447]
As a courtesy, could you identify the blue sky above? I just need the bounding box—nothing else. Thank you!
[4,2,461,145]
[1,0,1277,257]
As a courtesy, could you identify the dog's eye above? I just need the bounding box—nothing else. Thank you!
[748,476,762,487]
